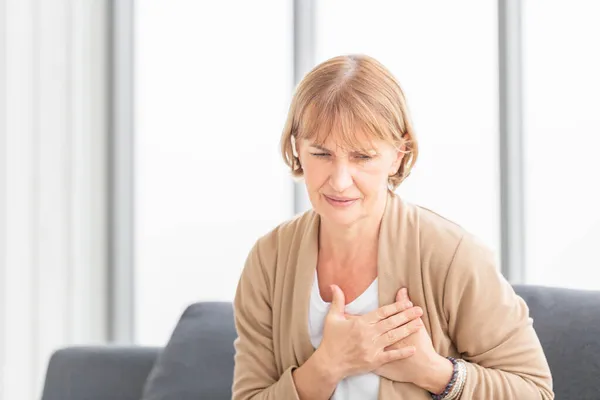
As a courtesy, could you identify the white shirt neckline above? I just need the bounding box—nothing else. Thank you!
[311,270,379,314]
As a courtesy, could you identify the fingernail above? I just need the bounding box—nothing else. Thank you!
[402,288,408,297]
[404,301,413,308]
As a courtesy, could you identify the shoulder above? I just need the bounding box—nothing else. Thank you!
[236,210,317,306]
[410,202,497,275]
[253,209,316,259]
[405,204,502,315]
[414,204,466,242]
[405,202,466,261]
[243,209,317,277]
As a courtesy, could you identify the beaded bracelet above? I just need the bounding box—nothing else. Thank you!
[445,359,466,400]
[430,357,466,400]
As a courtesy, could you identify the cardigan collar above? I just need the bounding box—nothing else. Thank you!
[291,192,426,398]
[292,192,418,356]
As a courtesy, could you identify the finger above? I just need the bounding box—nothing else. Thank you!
[378,345,416,364]
[376,306,423,334]
[329,285,346,315]
[365,299,413,324]
[377,317,423,347]
[396,287,407,303]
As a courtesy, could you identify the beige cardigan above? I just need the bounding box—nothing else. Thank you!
[232,192,554,399]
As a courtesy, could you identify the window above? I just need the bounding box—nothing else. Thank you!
[134,1,294,345]
[522,1,600,289]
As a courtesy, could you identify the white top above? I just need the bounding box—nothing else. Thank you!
[308,271,380,400]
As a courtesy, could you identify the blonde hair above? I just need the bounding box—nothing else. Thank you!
[280,54,418,190]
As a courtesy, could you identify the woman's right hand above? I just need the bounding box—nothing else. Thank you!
[316,284,424,382]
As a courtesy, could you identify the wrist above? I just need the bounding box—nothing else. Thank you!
[419,354,454,394]
[293,348,341,400]
[312,346,344,385]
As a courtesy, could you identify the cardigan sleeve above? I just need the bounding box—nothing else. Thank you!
[232,240,301,400]
[443,235,554,399]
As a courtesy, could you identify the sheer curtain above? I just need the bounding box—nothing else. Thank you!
[1,1,110,399]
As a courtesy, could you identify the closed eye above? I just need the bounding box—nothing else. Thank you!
[310,153,331,158]
[353,153,375,162]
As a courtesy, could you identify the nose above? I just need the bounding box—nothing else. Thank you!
[329,160,354,193]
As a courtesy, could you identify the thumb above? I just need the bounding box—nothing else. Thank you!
[396,287,409,303]
[329,284,346,315]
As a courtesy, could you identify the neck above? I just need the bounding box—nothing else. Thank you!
[318,195,388,269]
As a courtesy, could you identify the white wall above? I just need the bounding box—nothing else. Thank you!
[523,1,600,289]
[1,1,110,398]
[134,1,294,346]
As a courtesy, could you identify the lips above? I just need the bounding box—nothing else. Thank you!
[324,194,359,207]
[326,196,356,201]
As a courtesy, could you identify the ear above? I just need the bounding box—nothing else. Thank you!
[389,142,406,176]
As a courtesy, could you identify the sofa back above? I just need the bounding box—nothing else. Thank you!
[514,284,600,399]
[142,285,600,399]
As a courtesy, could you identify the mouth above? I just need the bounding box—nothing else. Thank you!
[323,194,359,207]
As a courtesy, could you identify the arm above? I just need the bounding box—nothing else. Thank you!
[444,235,554,399]
[232,241,337,400]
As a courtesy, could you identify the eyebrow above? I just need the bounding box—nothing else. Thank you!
[309,144,331,152]
[309,144,378,155]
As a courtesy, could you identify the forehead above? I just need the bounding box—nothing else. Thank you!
[305,133,379,153]
[297,101,394,153]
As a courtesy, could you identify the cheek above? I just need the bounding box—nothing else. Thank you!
[364,161,391,181]
[302,158,328,187]
[355,163,391,191]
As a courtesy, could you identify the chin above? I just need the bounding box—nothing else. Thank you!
[318,202,363,227]
[327,214,361,227]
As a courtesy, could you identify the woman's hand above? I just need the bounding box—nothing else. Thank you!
[315,284,424,382]
[373,288,453,394]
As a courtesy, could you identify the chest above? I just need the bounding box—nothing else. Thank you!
[316,260,378,304]
[308,270,380,341]
[308,271,381,399]
[270,259,457,400]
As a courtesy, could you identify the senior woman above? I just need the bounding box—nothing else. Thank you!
[232,54,553,400]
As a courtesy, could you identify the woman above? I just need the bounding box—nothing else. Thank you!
[232,54,553,399]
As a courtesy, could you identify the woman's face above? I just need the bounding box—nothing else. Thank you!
[297,134,403,227]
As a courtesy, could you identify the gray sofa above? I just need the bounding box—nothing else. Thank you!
[41,285,600,400]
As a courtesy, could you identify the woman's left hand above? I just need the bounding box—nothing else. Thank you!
[373,289,454,394]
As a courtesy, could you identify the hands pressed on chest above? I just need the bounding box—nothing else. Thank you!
[316,285,453,395]
[372,289,453,394]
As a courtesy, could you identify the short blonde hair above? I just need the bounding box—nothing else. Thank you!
[280,54,418,190]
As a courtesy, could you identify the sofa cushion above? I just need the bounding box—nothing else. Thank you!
[41,346,160,400]
[514,285,600,399]
[142,302,237,400]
